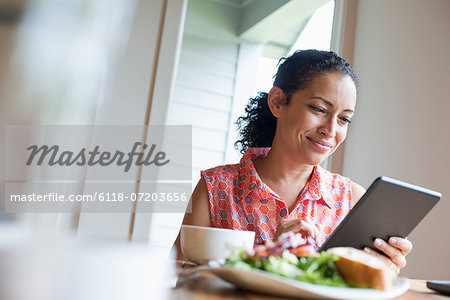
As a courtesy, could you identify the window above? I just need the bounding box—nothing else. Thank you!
[226,1,336,162]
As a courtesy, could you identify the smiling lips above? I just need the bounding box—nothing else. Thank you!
[307,137,333,152]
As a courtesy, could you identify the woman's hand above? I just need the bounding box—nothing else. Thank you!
[363,237,413,274]
[274,218,322,243]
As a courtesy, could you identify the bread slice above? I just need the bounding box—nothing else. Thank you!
[329,247,395,290]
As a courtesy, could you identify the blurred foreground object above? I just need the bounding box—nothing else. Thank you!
[0,224,173,300]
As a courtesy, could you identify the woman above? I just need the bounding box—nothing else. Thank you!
[174,50,412,273]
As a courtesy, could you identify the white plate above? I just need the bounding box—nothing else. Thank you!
[184,266,409,299]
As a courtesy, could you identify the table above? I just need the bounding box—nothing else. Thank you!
[171,264,449,300]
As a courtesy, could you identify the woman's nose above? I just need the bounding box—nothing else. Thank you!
[318,118,337,138]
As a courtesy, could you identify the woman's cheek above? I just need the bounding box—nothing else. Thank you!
[336,127,348,145]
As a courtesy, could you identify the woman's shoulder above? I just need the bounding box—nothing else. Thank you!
[350,181,366,204]
[200,163,240,180]
[316,165,365,202]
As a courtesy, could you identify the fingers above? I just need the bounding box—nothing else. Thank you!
[389,237,413,256]
[274,218,321,242]
[277,219,315,239]
[366,237,408,273]
[301,218,320,240]
[363,246,400,275]
[314,223,325,245]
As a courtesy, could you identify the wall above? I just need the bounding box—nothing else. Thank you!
[343,0,450,279]
[169,33,239,182]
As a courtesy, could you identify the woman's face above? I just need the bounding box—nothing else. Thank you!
[273,73,357,166]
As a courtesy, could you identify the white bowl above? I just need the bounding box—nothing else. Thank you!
[180,225,255,264]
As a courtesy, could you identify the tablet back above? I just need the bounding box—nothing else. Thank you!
[319,176,441,253]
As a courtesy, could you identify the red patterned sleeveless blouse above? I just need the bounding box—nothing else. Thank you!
[200,148,353,246]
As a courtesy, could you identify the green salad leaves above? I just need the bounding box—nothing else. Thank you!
[225,249,351,287]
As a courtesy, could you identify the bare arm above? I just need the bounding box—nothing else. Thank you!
[171,177,211,260]
[351,180,366,205]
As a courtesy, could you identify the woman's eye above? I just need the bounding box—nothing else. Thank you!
[340,117,352,124]
[310,105,325,113]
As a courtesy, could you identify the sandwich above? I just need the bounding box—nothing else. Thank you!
[329,247,395,290]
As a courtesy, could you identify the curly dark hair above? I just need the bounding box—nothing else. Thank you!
[235,49,357,154]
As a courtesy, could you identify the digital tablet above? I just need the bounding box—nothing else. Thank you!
[319,176,441,254]
[427,281,450,296]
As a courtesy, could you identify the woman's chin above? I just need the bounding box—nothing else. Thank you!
[291,147,330,166]
[304,154,328,166]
